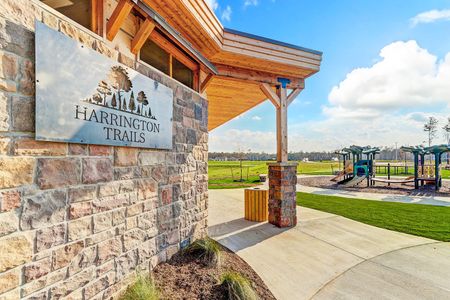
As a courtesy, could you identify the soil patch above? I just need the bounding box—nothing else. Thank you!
[299,176,450,196]
[153,245,275,300]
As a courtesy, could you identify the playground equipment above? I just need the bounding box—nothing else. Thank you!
[333,145,379,187]
[401,145,450,191]
[333,144,450,191]
[331,150,353,182]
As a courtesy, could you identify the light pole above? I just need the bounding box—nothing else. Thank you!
[395,142,398,162]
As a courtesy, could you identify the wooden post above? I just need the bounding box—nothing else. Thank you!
[276,79,289,162]
[91,0,104,36]
[259,79,297,163]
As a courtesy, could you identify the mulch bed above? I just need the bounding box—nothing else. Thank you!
[299,176,450,196]
[153,245,276,300]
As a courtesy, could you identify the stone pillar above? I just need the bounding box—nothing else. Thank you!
[268,162,298,228]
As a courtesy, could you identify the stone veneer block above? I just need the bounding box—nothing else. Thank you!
[36,158,80,189]
[0,234,32,272]
[268,162,298,228]
[0,157,34,189]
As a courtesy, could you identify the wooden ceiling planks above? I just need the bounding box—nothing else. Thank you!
[211,51,314,78]
[207,77,268,130]
[141,0,222,57]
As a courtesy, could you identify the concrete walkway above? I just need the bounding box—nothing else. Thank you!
[208,189,450,300]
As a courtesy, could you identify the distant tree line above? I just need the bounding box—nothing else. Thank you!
[210,117,450,163]
[209,147,419,162]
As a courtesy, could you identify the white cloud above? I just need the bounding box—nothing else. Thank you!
[221,5,232,21]
[410,9,450,26]
[327,40,450,120]
[244,0,258,7]
[251,116,262,121]
[205,0,219,11]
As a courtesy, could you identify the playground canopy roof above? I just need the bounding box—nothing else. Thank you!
[401,145,450,156]
[424,145,450,154]
[401,146,427,155]
[339,145,379,156]
[362,147,380,155]
[342,145,364,155]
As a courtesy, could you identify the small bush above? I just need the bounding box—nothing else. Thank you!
[120,275,159,300]
[220,271,258,300]
[187,237,221,267]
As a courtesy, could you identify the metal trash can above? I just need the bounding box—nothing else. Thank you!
[259,174,267,182]
[244,187,269,222]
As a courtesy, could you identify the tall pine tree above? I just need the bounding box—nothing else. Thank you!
[128,91,136,112]
[111,94,117,108]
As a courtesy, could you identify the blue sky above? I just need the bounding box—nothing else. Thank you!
[207,0,450,152]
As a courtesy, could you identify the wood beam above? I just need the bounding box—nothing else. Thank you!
[200,73,213,93]
[287,88,302,106]
[131,18,156,54]
[260,83,280,108]
[216,64,305,89]
[193,71,200,92]
[276,86,288,162]
[149,31,199,71]
[91,0,104,36]
[169,54,173,77]
[106,0,134,41]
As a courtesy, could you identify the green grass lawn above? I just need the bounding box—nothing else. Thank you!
[297,192,450,242]
[208,160,450,189]
[208,160,339,189]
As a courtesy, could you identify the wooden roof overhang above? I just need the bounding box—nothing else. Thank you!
[107,0,322,131]
[207,29,322,130]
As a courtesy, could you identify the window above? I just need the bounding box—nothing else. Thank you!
[140,37,196,90]
[173,58,193,89]
[41,0,91,29]
[140,39,170,75]
[41,0,102,34]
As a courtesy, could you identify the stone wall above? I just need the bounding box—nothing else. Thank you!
[0,1,209,299]
[267,163,297,228]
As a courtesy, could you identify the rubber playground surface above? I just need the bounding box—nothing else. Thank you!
[298,175,450,197]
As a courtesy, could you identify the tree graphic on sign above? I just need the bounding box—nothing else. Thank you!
[84,65,157,120]
[137,91,148,116]
[107,66,132,107]
[111,93,117,108]
[128,91,136,112]
[96,80,112,105]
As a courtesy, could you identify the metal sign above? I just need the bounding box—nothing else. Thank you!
[35,21,173,150]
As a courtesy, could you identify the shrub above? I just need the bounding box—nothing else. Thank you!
[187,237,221,267]
[220,271,258,300]
[120,275,159,300]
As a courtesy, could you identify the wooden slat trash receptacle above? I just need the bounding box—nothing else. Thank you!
[244,188,269,222]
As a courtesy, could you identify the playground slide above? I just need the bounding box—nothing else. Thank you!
[331,171,345,182]
[343,175,366,187]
